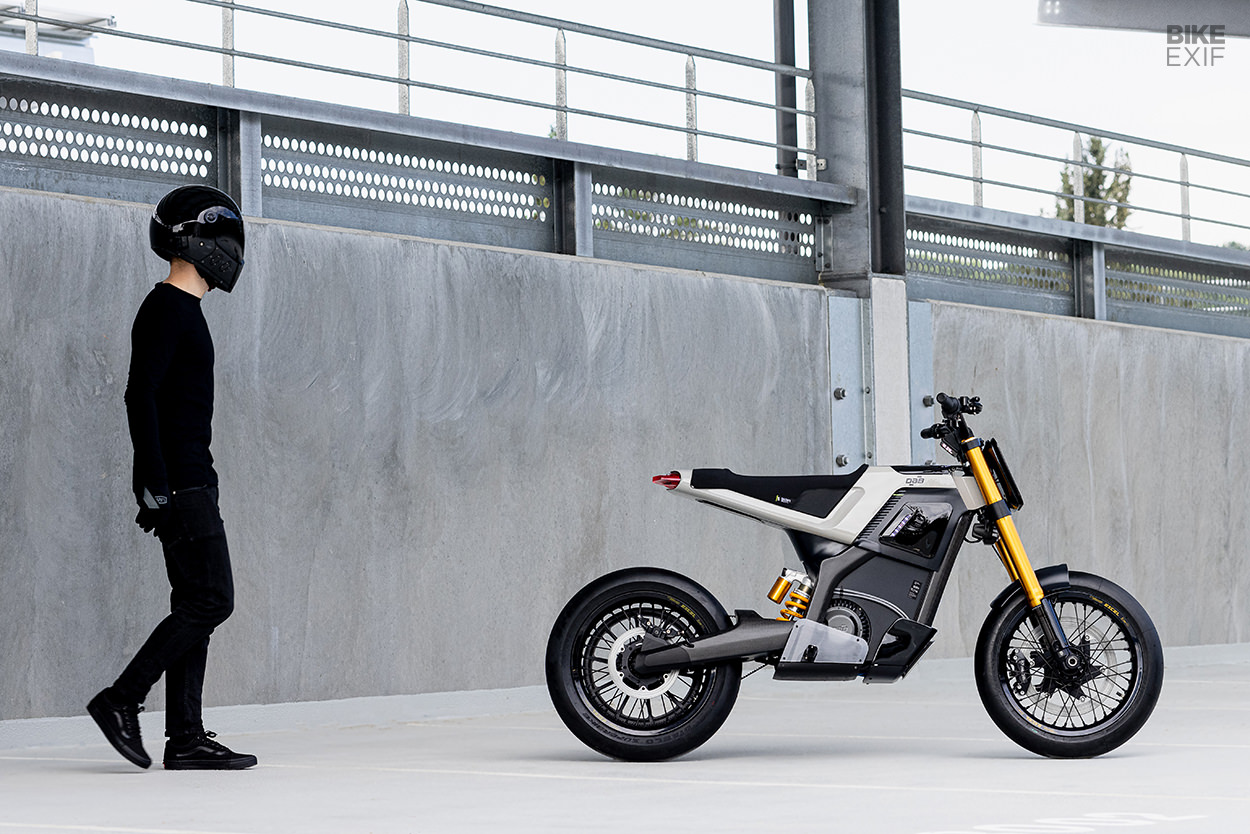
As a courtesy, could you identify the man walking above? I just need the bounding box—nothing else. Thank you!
[88,185,256,770]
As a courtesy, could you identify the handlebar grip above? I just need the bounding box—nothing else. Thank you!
[920,425,938,439]
[935,392,982,417]
[935,392,961,417]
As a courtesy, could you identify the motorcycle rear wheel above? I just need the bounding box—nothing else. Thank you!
[545,568,741,761]
[975,571,1163,758]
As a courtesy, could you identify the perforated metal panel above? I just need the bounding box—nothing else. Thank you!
[1106,255,1250,316]
[0,77,217,203]
[258,116,554,251]
[590,171,819,283]
[906,224,1072,292]
[904,214,1075,315]
[1104,247,1250,337]
[0,66,846,287]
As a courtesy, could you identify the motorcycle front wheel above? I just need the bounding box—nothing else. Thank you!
[545,567,742,761]
[975,571,1163,758]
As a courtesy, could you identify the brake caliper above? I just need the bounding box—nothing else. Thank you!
[1007,649,1032,695]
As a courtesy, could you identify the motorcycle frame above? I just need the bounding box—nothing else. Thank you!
[636,398,1074,683]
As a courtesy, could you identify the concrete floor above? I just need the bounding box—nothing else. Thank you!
[0,644,1245,834]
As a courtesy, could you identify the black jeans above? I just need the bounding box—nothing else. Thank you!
[111,486,234,739]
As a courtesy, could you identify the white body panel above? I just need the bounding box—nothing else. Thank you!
[671,468,983,545]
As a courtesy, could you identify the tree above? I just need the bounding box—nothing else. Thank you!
[1056,136,1132,229]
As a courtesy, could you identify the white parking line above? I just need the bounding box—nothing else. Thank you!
[0,825,263,834]
[254,761,1250,803]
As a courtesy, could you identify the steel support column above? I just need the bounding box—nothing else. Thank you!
[809,0,912,466]
[1074,239,1107,320]
[773,0,798,178]
[807,0,906,283]
[219,109,263,217]
[867,0,906,277]
[554,160,593,258]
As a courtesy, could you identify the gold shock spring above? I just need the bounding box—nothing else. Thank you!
[776,587,811,621]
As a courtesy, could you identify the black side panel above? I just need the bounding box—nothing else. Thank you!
[690,466,869,518]
[915,511,974,625]
[831,487,972,633]
[806,547,876,628]
[855,488,968,569]
[864,619,937,683]
[837,556,931,623]
[787,530,852,577]
[773,662,861,681]
[855,490,970,567]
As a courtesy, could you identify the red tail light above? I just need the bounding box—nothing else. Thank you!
[652,472,681,490]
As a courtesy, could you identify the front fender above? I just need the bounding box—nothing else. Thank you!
[988,563,1070,612]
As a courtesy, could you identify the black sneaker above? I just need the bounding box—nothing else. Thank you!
[87,690,151,769]
[163,731,257,770]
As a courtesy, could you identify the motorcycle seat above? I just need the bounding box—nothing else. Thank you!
[690,466,868,518]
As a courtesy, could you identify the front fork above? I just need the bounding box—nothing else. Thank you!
[966,441,1082,673]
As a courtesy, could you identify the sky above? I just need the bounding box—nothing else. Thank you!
[896,0,1250,244]
[11,0,1249,245]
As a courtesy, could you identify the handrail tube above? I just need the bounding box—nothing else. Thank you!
[0,49,854,207]
[178,0,815,118]
[6,7,809,157]
[904,88,1250,169]
[904,127,1250,201]
[186,0,812,78]
[905,165,1250,234]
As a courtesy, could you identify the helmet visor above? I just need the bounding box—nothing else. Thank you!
[168,206,243,237]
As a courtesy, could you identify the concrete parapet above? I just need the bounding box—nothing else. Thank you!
[927,301,1250,655]
[3,186,1242,722]
[0,187,832,720]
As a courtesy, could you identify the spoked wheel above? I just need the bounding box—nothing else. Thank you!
[975,571,1163,758]
[545,568,741,761]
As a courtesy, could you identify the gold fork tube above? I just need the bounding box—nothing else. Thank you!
[994,539,1019,582]
[966,444,1044,608]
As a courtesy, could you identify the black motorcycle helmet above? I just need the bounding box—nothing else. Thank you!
[149,185,246,292]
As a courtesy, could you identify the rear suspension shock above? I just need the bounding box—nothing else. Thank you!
[768,570,815,621]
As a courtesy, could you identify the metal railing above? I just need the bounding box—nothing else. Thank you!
[8,2,1250,339]
[0,48,851,286]
[6,0,813,174]
[902,90,1250,249]
[905,196,1250,339]
[11,2,1250,248]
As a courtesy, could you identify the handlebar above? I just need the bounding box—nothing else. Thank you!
[936,392,981,417]
[921,393,982,441]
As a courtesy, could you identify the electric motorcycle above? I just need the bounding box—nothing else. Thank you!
[545,394,1163,760]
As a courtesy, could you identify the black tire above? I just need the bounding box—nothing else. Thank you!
[975,571,1163,758]
[545,567,742,761]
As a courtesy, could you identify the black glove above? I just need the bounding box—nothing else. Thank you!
[135,487,171,537]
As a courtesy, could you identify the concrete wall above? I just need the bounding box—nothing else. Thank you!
[926,301,1250,656]
[5,185,1245,722]
[0,186,832,721]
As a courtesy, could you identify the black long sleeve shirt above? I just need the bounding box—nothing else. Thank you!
[124,282,217,502]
